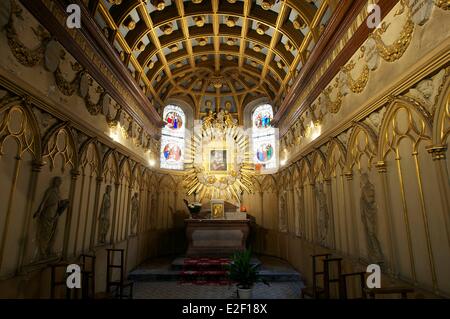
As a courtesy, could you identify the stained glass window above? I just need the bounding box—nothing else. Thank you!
[160,105,185,170]
[252,104,277,173]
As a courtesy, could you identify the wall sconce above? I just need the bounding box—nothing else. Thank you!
[151,0,165,11]
[309,120,321,140]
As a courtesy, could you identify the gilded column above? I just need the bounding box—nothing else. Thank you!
[426,145,450,247]
[375,161,397,276]
[62,169,80,259]
[324,178,336,249]
[344,171,360,255]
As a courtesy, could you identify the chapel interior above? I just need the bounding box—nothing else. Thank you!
[0,0,449,300]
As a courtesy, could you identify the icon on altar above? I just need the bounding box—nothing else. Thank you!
[210,199,225,219]
[210,150,227,171]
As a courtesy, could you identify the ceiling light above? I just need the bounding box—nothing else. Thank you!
[277,60,285,69]
[161,23,173,35]
[136,41,146,51]
[151,0,165,11]
[169,44,179,52]
[293,15,306,30]
[227,0,237,3]
[284,41,294,51]
[192,0,203,3]
[148,60,155,69]
[226,38,236,46]
[261,0,275,10]
[124,16,136,30]
[226,16,238,27]
[253,44,262,52]
[256,23,268,35]
[201,55,208,61]
[198,38,207,46]
[194,16,206,27]
[226,55,234,61]
[251,60,258,67]
[108,0,122,5]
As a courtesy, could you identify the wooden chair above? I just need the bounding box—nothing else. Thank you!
[79,254,96,299]
[106,249,134,299]
[364,287,415,299]
[339,271,367,299]
[322,257,343,299]
[301,253,331,298]
[50,262,77,299]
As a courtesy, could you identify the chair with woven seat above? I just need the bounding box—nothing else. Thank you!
[364,286,415,299]
[106,249,134,299]
[301,253,331,298]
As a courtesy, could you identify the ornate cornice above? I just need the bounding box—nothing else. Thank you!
[20,0,164,129]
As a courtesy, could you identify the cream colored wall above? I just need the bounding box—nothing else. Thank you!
[252,2,450,298]
[0,1,190,298]
[254,80,450,297]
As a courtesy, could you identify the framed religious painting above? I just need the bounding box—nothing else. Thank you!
[209,149,227,172]
[210,199,225,219]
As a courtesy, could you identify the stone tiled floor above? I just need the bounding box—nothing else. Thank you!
[133,281,302,299]
[131,255,303,299]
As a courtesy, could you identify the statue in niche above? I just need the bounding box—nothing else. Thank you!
[315,182,329,246]
[278,191,288,232]
[98,185,112,244]
[130,192,139,235]
[360,173,384,263]
[33,176,70,260]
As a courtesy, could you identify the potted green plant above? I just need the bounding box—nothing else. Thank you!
[227,249,269,299]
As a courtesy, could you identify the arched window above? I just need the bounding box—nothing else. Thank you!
[252,104,277,173]
[160,105,185,170]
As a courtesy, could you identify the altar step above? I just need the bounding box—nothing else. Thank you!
[128,256,302,283]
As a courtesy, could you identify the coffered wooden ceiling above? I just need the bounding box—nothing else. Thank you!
[89,0,338,121]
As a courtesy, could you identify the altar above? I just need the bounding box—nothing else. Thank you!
[185,219,250,257]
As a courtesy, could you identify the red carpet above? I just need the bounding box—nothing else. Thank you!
[178,258,232,285]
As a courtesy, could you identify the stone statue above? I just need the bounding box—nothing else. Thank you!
[98,185,112,244]
[360,173,384,262]
[130,192,139,235]
[33,176,69,260]
[279,191,288,232]
[315,182,329,246]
